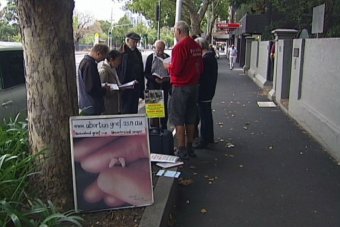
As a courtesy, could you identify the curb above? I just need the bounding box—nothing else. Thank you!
[139,168,178,227]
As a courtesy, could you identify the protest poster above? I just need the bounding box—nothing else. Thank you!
[144,90,165,118]
[69,114,153,212]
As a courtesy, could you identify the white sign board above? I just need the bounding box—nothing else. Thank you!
[312,4,325,34]
[70,114,153,212]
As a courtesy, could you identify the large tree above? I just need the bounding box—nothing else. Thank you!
[17,0,78,210]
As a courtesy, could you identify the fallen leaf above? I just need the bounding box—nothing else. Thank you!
[243,126,248,130]
[200,208,208,214]
[226,142,235,148]
[178,179,194,186]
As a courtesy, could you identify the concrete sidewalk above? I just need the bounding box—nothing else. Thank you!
[174,58,340,227]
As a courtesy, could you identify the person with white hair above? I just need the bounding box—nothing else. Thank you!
[194,37,218,148]
[144,40,170,129]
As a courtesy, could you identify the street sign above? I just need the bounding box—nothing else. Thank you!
[312,4,325,35]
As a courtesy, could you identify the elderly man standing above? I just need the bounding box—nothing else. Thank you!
[144,40,170,129]
[164,21,203,160]
[117,32,145,114]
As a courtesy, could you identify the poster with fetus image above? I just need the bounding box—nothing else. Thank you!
[70,114,153,212]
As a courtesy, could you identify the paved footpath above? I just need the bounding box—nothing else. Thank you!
[174,58,340,227]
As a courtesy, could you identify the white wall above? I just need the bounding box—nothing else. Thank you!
[248,41,270,87]
[289,38,340,161]
[248,40,258,78]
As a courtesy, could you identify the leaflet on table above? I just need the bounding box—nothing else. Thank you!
[150,153,179,163]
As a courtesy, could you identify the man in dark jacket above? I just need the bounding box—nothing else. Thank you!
[144,40,170,129]
[194,37,218,148]
[117,32,145,114]
[78,44,110,115]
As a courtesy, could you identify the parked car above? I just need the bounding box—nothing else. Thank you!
[0,42,27,121]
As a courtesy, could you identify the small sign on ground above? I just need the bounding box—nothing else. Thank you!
[257,101,276,108]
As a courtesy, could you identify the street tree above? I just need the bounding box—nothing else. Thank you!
[125,0,175,28]
[0,0,20,41]
[73,12,95,50]
[204,0,229,42]
[232,0,340,38]
[111,15,133,48]
[17,0,78,210]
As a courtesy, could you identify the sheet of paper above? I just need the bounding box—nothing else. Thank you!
[163,57,171,64]
[156,169,165,176]
[102,83,119,90]
[156,162,184,169]
[257,101,276,107]
[150,153,179,163]
[163,170,181,178]
[119,80,137,89]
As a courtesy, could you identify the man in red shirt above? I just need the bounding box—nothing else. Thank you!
[164,21,203,160]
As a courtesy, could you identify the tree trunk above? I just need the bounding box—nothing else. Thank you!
[17,0,78,210]
[190,14,201,35]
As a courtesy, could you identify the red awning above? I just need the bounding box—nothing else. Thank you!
[216,23,241,31]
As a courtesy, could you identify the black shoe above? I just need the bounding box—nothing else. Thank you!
[175,149,189,160]
[187,148,197,158]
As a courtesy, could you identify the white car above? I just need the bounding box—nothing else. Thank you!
[0,42,27,121]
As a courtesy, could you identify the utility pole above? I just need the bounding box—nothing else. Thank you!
[174,0,182,44]
[157,0,161,40]
[175,0,182,23]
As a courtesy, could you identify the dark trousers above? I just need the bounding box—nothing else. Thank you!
[198,101,214,143]
[121,89,139,114]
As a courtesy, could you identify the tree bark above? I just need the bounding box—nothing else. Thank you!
[183,0,210,35]
[17,0,78,210]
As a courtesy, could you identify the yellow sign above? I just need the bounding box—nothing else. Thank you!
[146,103,165,118]
[144,90,165,118]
